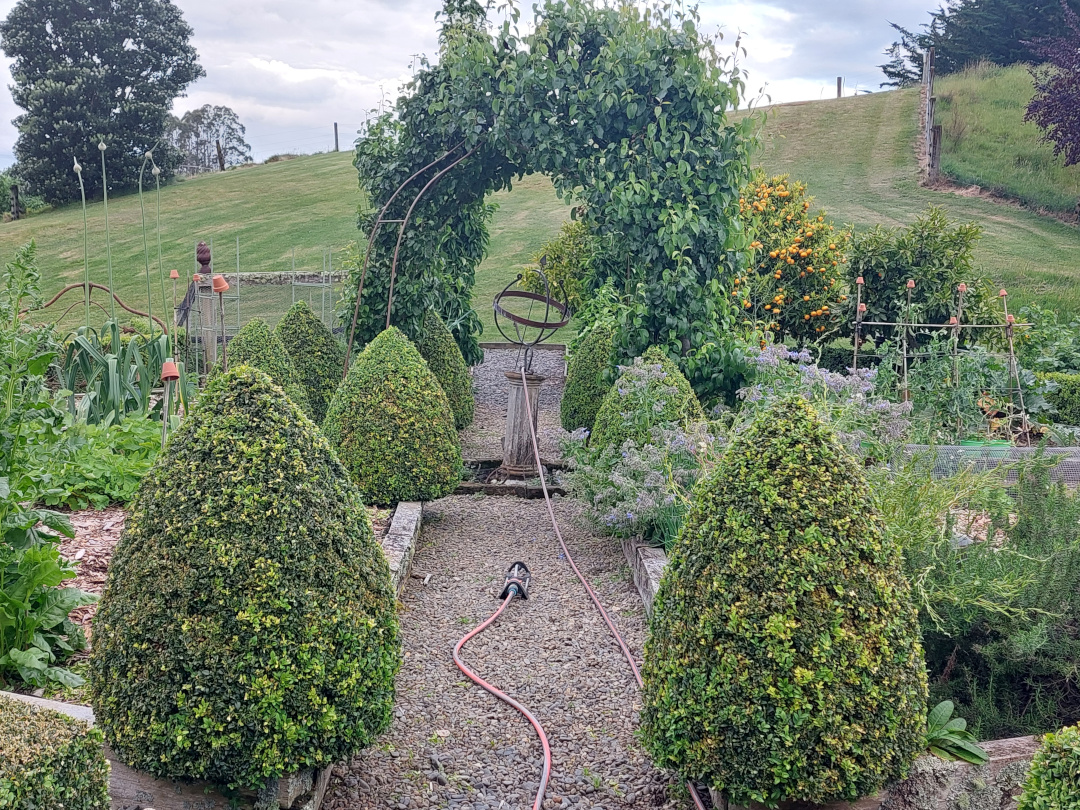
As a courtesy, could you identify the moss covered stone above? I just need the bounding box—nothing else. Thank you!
[0,694,109,809]
[1018,724,1080,810]
[224,317,311,415]
[415,309,474,430]
[590,346,704,449]
[641,397,927,807]
[89,367,400,790]
[322,326,461,506]
[275,301,346,424]
[561,325,614,433]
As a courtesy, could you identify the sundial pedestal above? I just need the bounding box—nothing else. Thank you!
[499,370,545,478]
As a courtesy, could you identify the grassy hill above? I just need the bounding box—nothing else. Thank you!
[0,149,571,336]
[752,88,1080,312]
[935,62,1080,215]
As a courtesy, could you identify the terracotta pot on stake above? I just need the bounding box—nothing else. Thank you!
[212,274,230,370]
[160,360,180,449]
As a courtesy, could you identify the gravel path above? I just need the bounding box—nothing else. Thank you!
[323,496,687,810]
[462,348,569,462]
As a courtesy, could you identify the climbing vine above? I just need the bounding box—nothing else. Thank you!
[343,0,759,390]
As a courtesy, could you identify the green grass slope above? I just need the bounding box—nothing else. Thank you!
[936,63,1080,215]
[1,151,364,329]
[753,88,1080,312]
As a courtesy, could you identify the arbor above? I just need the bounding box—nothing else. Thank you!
[0,0,204,204]
[1026,2,1080,167]
[168,105,252,173]
[342,0,757,397]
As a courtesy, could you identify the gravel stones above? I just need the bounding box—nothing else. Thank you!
[322,497,686,809]
[462,348,569,462]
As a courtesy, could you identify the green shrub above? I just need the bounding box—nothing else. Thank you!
[322,327,461,506]
[1018,724,1080,810]
[590,346,704,449]
[561,324,614,433]
[521,220,597,313]
[1040,372,1080,426]
[275,301,346,424]
[641,397,928,807]
[89,367,400,789]
[414,309,474,430]
[224,318,311,415]
[0,694,109,809]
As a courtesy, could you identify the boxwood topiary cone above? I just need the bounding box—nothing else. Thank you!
[589,346,704,449]
[224,317,311,415]
[275,300,346,424]
[415,309,475,430]
[561,324,614,433]
[322,326,461,506]
[641,397,927,807]
[89,367,400,790]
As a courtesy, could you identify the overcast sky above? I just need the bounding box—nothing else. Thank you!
[0,0,937,168]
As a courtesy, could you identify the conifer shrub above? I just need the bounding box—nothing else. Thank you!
[89,367,400,789]
[224,317,311,415]
[641,397,927,807]
[0,694,109,809]
[275,301,346,424]
[322,327,461,506]
[1018,724,1080,810]
[561,324,614,433]
[590,346,704,449]
[414,309,474,430]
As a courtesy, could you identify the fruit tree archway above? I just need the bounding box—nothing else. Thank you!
[341,0,757,397]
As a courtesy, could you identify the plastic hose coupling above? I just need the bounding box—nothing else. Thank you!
[500,561,532,600]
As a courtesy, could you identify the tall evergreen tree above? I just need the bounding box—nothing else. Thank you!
[882,0,1080,85]
[0,0,205,204]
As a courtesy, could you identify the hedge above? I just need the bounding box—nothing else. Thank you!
[224,318,311,415]
[275,301,346,424]
[415,309,474,430]
[641,397,927,807]
[1040,372,1080,427]
[561,324,614,433]
[1018,724,1080,810]
[590,346,704,449]
[0,694,109,809]
[89,367,400,790]
[322,326,461,506]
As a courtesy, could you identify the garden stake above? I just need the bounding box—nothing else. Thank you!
[902,279,915,402]
[853,276,864,370]
[1000,289,1027,432]
[138,152,155,339]
[160,360,180,448]
[953,283,967,386]
[170,269,180,358]
[99,141,116,321]
[152,159,168,349]
[73,157,90,330]
[213,274,230,370]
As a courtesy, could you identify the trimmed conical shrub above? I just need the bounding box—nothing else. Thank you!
[275,301,346,424]
[224,318,311,415]
[1018,724,1080,810]
[561,324,614,433]
[641,397,927,806]
[89,367,400,790]
[590,346,704,449]
[415,309,474,430]
[322,327,461,506]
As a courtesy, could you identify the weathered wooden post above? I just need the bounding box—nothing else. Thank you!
[196,242,217,366]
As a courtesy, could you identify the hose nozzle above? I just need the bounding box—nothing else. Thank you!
[500,561,532,600]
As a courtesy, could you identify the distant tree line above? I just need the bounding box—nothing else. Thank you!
[880,0,1080,87]
[167,106,253,174]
